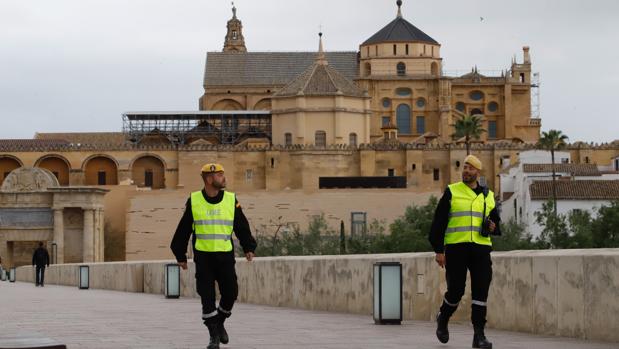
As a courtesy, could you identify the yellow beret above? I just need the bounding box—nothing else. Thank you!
[464,155,482,170]
[201,163,225,173]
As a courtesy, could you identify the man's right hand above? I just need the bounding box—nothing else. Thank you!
[435,253,446,268]
[178,261,188,270]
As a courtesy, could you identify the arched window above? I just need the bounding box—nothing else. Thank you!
[396,104,411,134]
[285,133,292,146]
[349,133,358,147]
[487,102,499,112]
[397,62,406,76]
[455,102,466,112]
[315,131,326,147]
[470,108,483,116]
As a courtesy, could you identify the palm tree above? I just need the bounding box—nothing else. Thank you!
[537,130,569,214]
[452,114,485,155]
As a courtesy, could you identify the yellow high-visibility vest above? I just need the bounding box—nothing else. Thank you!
[444,182,495,246]
[191,191,235,252]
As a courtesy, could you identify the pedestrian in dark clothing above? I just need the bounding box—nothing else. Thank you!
[32,242,50,287]
[428,155,501,349]
[170,163,257,349]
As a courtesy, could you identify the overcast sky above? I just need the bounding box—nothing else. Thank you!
[1,0,618,142]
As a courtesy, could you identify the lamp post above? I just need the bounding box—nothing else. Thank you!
[165,263,180,299]
[1,268,6,281]
[78,265,89,289]
[9,267,16,283]
[373,262,402,325]
[51,242,57,264]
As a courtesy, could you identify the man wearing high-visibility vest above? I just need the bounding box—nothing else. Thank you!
[170,163,256,349]
[428,155,501,349]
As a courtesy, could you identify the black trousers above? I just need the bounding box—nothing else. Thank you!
[35,265,46,286]
[194,251,238,322]
[439,243,492,327]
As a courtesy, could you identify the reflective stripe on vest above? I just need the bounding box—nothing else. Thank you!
[445,182,495,247]
[191,191,235,252]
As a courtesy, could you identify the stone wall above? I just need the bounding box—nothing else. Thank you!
[14,249,619,342]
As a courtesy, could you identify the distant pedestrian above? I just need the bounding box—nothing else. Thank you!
[32,242,50,287]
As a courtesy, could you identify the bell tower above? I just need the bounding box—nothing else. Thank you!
[223,2,247,52]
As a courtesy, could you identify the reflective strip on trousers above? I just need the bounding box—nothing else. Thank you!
[194,219,234,226]
[443,297,459,307]
[195,234,232,241]
[218,306,232,315]
[471,300,487,307]
[449,211,484,218]
[445,226,482,234]
[202,310,218,319]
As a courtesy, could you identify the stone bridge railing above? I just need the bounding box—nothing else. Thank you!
[14,249,619,343]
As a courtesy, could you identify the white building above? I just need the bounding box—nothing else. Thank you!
[499,150,619,237]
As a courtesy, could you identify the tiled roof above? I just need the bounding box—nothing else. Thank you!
[530,180,619,200]
[0,139,69,150]
[362,16,438,45]
[34,132,128,146]
[523,163,601,176]
[274,60,366,98]
[204,52,359,87]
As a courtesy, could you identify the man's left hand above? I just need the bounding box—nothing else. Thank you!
[488,220,496,233]
[245,252,255,262]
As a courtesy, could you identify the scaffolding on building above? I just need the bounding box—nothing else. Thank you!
[531,72,541,119]
[122,111,272,145]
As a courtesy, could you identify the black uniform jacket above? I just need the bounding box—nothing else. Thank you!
[32,247,50,267]
[170,189,257,263]
[428,183,502,254]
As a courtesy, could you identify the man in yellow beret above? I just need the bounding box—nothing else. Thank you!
[428,154,501,348]
[170,163,256,349]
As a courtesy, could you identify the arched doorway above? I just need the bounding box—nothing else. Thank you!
[36,155,71,186]
[0,156,22,186]
[83,156,118,185]
[131,155,165,189]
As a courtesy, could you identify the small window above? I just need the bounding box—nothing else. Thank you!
[455,102,466,112]
[397,62,406,76]
[520,73,525,83]
[388,169,395,177]
[271,157,275,168]
[471,108,483,116]
[470,90,484,101]
[97,171,106,185]
[393,44,397,55]
[245,169,253,182]
[349,133,358,147]
[488,120,497,139]
[315,130,326,147]
[488,101,499,112]
[405,44,409,55]
[375,45,378,56]
[455,161,461,168]
[412,164,416,170]
[382,98,391,108]
[433,169,440,181]
[615,159,619,171]
[416,98,426,108]
[585,156,590,164]
[395,87,411,96]
[285,132,292,146]
[232,30,238,40]
[416,116,425,134]
[382,116,390,127]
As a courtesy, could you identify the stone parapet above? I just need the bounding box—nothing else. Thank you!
[14,249,619,342]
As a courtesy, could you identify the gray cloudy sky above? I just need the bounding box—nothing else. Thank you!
[1,0,618,142]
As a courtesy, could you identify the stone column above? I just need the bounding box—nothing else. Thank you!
[82,209,94,263]
[97,209,105,262]
[53,208,64,264]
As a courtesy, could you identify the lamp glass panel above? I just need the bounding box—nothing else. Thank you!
[380,265,401,319]
[166,265,180,297]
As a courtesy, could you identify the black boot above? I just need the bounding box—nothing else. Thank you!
[218,317,229,344]
[205,322,220,349]
[472,326,492,348]
[435,312,449,343]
